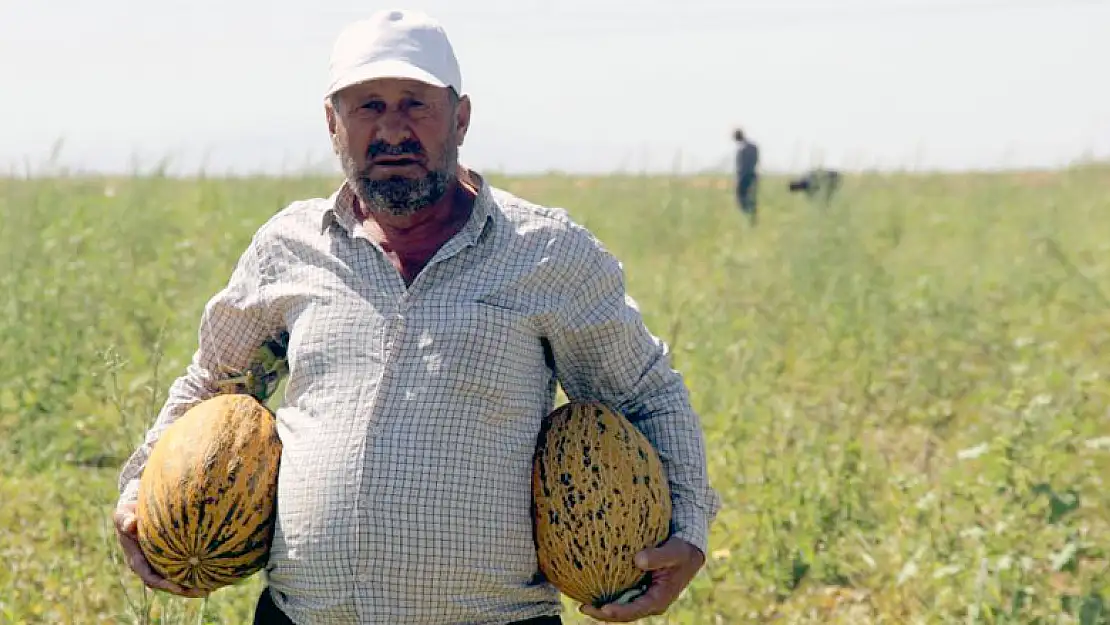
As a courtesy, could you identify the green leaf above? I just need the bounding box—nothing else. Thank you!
[1079,593,1106,625]
[1051,541,1079,573]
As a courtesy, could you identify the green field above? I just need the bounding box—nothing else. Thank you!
[1,165,1108,624]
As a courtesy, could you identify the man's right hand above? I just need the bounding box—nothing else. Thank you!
[114,503,208,599]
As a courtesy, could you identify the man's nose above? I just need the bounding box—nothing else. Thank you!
[376,112,413,145]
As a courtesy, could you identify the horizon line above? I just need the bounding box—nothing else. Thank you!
[4,158,1108,182]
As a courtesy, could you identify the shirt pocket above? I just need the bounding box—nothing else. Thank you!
[421,300,550,427]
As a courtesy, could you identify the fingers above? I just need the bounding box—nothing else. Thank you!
[122,533,203,597]
[580,537,706,622]
[634,537,701,572]
[113,507,208,599]
[579,582,676,622]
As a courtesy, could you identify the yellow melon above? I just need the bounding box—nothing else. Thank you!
[532,401,673,608]
[135,393,282,593]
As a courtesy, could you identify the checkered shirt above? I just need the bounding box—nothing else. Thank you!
[118,171,721,624]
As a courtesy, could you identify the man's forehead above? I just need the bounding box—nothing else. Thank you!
[343,78,444,98]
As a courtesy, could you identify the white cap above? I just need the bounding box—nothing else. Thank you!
[326,9,462,100]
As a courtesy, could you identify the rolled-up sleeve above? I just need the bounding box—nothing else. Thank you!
[116,235,281,508]
[542,229,721,556]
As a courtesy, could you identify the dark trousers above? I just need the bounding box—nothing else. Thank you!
[253,588,563,624]
[737,173,758,224]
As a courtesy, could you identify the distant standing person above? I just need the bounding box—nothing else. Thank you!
[733,129,759,224]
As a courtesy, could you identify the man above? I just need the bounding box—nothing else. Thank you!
[733,129,759,224]
[113,9,720,625]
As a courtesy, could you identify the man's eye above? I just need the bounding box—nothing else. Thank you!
[361,101,385,112]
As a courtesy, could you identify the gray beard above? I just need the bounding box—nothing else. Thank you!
[341,141,457,217]
[352,170,451,217]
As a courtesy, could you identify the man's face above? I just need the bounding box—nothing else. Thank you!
[327,78,471,216]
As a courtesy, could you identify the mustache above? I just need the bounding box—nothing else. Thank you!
[366,138,425,161]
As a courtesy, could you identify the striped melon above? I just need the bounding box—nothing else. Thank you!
[135,392,282,592]
[532,401,673,608]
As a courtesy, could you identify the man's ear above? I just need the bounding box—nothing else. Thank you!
[325,96,339,137]
[455,94,472,146]
[325,97,343,155]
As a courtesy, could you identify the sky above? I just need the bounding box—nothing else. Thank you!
[3,0,1109,175]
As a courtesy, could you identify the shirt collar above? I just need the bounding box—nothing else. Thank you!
[320,167,495,245]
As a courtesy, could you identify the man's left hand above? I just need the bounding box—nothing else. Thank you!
[579,537,705,623]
